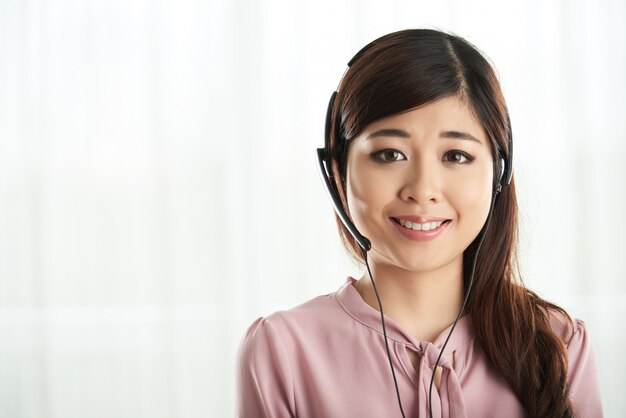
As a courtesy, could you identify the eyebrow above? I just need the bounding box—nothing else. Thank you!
[365,128,483,144]
[440,130,483,144]
[365,129,411,140]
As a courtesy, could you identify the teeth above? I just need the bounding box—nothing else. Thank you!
[398,219,445,231]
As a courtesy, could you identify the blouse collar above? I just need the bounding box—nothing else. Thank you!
[335,276,475,354]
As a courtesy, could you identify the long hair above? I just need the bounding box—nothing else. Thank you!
[328,29,575,417]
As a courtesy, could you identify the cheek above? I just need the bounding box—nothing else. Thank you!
[449,164,494,221]
[346,160,389,224]
[346,167,372,216]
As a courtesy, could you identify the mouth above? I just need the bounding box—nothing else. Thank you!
[390,217,451,231]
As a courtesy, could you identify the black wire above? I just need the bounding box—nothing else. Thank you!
[362,248,407,418]
[427,194,498,418]
[361,193,498,418]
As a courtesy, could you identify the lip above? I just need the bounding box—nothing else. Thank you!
[391,215,449,223]
[390,217,451,242]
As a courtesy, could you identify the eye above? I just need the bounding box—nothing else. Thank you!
[443,150,474,164]
[372,149,407,163]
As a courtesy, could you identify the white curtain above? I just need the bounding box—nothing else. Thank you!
[0,0,624,416]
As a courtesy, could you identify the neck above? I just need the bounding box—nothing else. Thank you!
[355,256,464,342]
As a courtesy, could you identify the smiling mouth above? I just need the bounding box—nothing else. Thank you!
[391,217,451,231]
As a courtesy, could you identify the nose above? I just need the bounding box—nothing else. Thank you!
[399,156,442,204]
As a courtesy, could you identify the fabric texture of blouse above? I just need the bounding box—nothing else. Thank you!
[236,277,603,417]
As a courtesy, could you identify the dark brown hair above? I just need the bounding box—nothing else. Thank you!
[328,29,575,417]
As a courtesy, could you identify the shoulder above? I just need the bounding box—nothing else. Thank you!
[544,307,577,343]
[545,308,604,416]
[544,308,595,358]
[235,290,350,416]
[239,290,347,354]
[249,290,343,333]
[544,307,592,351]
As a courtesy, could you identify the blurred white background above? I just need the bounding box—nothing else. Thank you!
[0,0,624,416]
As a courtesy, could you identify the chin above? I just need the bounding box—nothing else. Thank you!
[384,256,443,273]
[403,261,446,274]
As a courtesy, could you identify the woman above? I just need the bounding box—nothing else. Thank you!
[236,29,603,417]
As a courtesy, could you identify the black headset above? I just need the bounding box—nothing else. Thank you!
[315,34,514,418]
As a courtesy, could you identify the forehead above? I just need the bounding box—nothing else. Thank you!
[356,96,487,145]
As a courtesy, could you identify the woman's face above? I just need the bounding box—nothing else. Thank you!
[345,95,494,273]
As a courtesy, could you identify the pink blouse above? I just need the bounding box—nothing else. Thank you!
[236,277,603,417]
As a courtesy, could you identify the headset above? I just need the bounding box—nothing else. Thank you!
[316,34,513,418]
